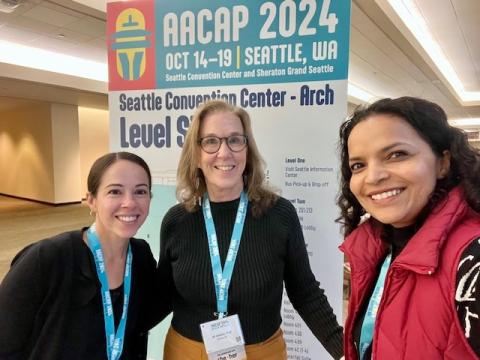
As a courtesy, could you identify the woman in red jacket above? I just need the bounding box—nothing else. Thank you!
[337,97,480,359]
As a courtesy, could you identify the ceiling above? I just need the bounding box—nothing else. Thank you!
[0,0,479,130]
[349,0,480,128]
[0,0,105,63]
[0,0,107,110]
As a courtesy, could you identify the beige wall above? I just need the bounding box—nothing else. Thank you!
[0,104,55,202]
[0,103,109,204]
[78,106,109,198]
[51,103,81,203]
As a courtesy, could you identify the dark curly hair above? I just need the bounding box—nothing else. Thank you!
[337,96,480,236]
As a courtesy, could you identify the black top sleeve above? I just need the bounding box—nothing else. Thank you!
[455,236,480,357]
[138,238,172,331]
[156,206,177,315]
[0,243,45,357]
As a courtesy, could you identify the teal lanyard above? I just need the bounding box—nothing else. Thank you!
[359,252,392,360]
[202,191,248,319]
[86,224,132,360]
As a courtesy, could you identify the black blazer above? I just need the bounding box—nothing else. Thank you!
[0,229,162,360]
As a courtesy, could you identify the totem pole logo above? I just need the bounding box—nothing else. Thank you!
[111,9,151,81]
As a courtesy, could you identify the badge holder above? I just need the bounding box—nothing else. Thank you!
[200,314,246,360]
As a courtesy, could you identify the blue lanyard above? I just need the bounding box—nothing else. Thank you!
[202,191,248,319]
[86,224,132,360]
[359,252,391,360]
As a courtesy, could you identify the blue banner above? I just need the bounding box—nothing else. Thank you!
[155,0,350,87]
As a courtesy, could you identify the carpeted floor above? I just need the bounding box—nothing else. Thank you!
[0,195,91,281]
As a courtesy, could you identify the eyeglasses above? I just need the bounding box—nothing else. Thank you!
[198,135,248,154]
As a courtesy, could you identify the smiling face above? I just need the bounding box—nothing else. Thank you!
[347,114,450,228]
[198,110,247,202]
[87,159,151,243]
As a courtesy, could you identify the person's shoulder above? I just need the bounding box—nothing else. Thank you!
[275,196,294,207]
[130,237,149,247]
[162,202,194,226]
[166,202,190,216]
[12,230,82,266]
[259,196,300,228]
[455,236,480,356]
[458,236,480,262]
[130,237,153,254]
[160,203,202,247]
[129,238,156,267]
[454,235,480,285]
[41,229,82,245]
[39,230,83,253]
[268,196,296,216]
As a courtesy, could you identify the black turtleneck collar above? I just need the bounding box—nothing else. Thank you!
[384,225,416,260]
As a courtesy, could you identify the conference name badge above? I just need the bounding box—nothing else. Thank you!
[200,314,246,360]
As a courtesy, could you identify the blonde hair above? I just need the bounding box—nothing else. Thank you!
[177,100,278,216]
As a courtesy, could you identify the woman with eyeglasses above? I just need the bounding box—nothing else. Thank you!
[157,100,344,360]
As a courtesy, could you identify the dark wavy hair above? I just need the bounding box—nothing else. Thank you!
[337,96,480,236]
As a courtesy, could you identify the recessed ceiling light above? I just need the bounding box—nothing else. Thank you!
[348,83,379,104]
[381,0,480,106]
[449,118,480,128]
[0,0,22,14]
[57,33,66,38]
[0,40,107,82]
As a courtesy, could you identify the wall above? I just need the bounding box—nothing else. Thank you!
[51,103,81,203]
[78,106,109,198]
[347,101,358,117]
[0,103,55,202]
[0,102,107,204]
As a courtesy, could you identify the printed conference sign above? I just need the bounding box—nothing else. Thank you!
[107,1,350,359]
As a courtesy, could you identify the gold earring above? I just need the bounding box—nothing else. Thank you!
[89,209,94,217]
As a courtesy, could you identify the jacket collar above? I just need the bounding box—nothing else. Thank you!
[341,187,469,275]
[74,227,97,281]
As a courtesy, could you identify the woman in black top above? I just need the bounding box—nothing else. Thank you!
[0,152,159,360]
[158,100,344,359]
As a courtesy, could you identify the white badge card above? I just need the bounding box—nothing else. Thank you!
[200,314,246,360]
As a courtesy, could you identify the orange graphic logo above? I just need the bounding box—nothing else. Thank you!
[111,8,151,81]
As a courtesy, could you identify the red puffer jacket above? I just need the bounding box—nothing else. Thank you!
[340,187,480,360]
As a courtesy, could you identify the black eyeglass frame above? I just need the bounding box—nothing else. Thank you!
[198,135,248,154]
